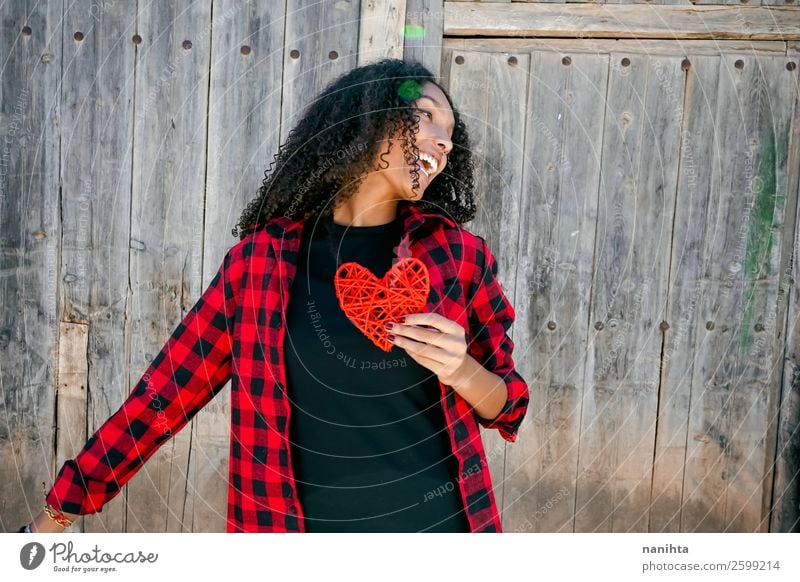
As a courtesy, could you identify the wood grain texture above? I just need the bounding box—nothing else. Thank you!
[443,3,800,40]
[359,0,408,65]
[405,0,445,77]
[124,0,213,533]
[772,197,800,534]
[678,55,795,532]
[769,61,800,534]
[508,0,702,4]
[648,55,721,533]
[574,53,682,532]
[54,323,88,532]
[282,0,360,144]
[444,37,788,56]
[505,50,609,533]
[59,0,136,533]
[0,0,62,533]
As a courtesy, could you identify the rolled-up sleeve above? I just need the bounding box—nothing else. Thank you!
[46,245,243,516]
[465,235,529,443]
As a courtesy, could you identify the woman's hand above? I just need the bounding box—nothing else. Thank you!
[385,312,476,387]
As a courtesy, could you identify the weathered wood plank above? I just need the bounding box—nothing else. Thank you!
[125,0,213,533]
[520,0,698,3]
[504,0,564,4]
[769,61,800,534]
[59,0,136,533]
[444,50,529,527]
[681,55,795,532]
[504,50,609,533]
[359,0,408,65]
[575,53,683,532]
[185,0,289,533]
[605,0,697,5]
[692,0,751,6]
[405,0,444,78]
[443,3,800,40]
[740,56,796,534]
[54,323,88,531]
[443,37,787,56]
[281,0,360,143]
[0,0,62,533]
[649,55,721,533]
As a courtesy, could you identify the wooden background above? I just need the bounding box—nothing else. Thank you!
[1,0,798,533]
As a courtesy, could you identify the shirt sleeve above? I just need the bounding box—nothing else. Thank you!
[45,245,243,516]
[465,235,530,443]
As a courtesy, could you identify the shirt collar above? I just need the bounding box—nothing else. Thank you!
[264,200,456,238]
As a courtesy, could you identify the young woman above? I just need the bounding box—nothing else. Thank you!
[20,58,529,533]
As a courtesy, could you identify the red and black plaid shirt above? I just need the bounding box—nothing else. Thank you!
[46,200,529,532]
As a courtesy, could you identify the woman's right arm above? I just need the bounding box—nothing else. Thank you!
[37,244,244,530]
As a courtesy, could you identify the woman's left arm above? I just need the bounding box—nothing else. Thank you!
[386,235,530,443]
[459,234,530,442]
[388,313,510,422]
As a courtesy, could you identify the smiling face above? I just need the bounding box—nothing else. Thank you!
[370,81,456,202]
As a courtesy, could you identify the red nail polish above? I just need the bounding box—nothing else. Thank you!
[385,322,394,330]
[388,334,395,341]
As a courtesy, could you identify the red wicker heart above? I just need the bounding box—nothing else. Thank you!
[334,258,430,352]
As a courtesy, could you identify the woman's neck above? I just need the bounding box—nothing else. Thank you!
[332,197,400,227]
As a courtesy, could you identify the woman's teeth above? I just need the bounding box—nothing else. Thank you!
[416,152,438,176]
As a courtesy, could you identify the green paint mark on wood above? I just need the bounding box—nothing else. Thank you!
[739,123,788,352]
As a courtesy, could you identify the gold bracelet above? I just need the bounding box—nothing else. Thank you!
[42,504,74,528]
[40,481,75,528]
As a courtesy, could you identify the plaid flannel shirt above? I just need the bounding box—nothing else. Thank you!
[46,200,529,532]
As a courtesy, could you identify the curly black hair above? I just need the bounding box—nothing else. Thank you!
[232,58,476,240]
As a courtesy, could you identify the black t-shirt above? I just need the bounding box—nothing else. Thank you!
[283,214,470,532]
